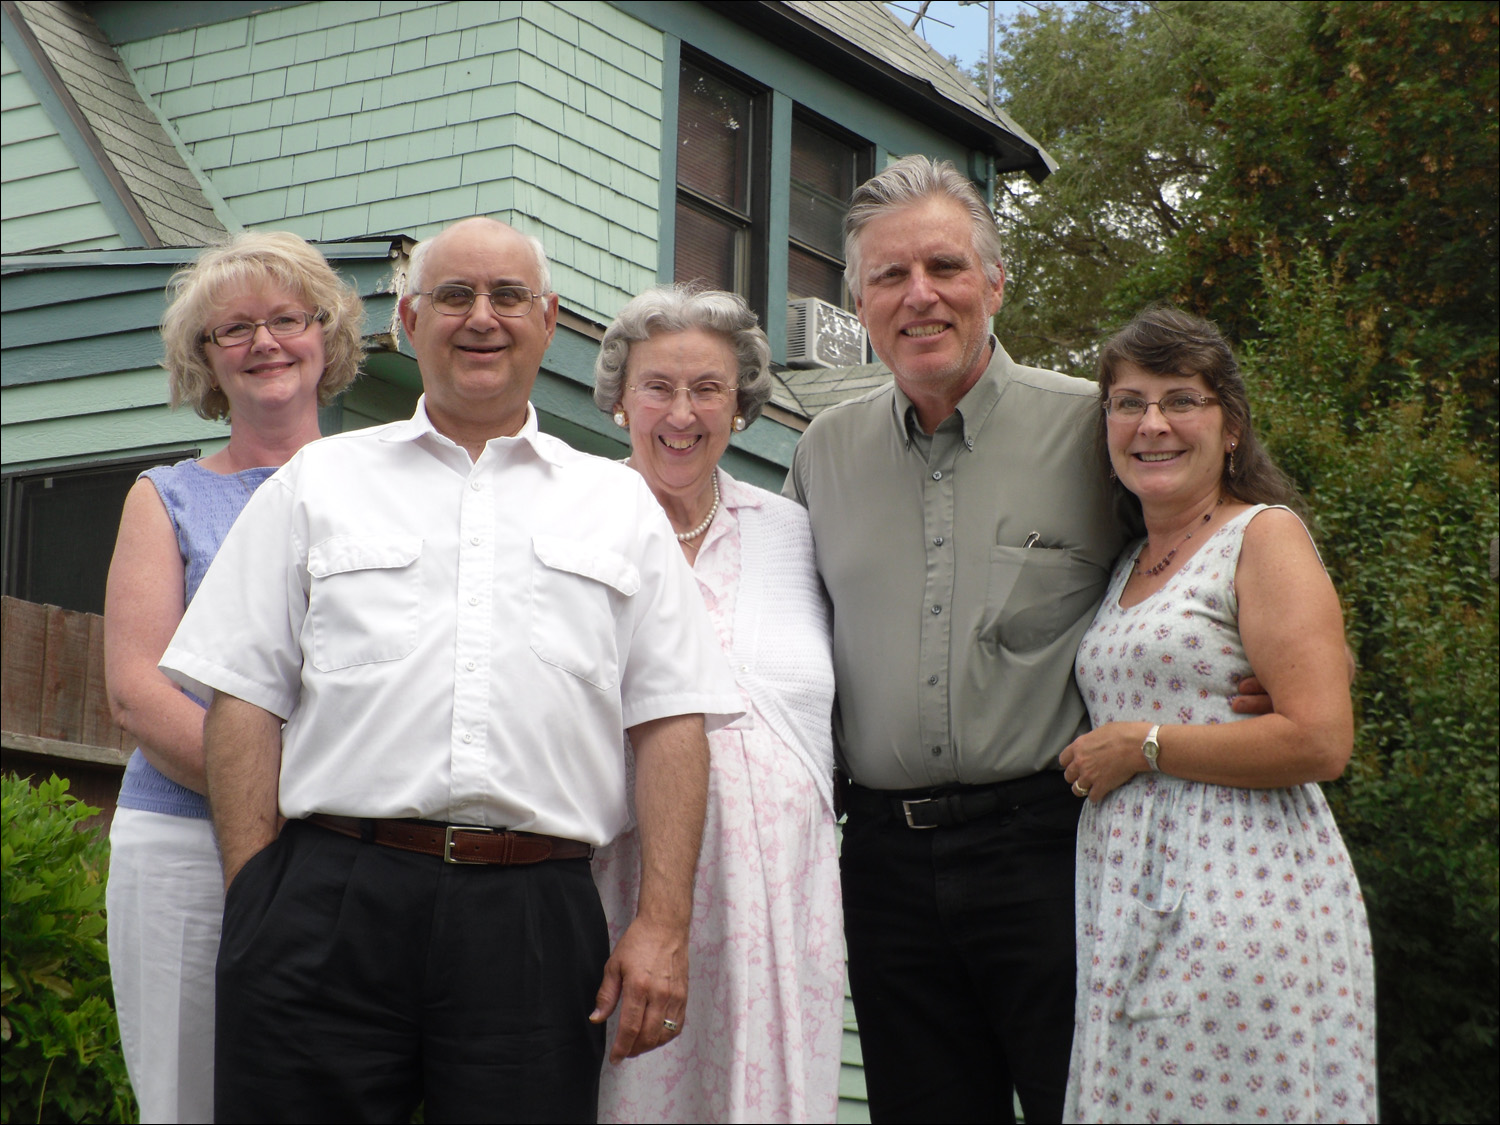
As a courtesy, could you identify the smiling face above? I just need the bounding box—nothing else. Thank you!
[399,219,558,442]
[618,328,738,518]
[203,283,326,419]
[1106,362,1237,511]
[853,195,1004,419]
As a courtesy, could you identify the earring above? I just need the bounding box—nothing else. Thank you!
[732,414,747,433]
[1227,444,1237,475]
[613,410,628,429]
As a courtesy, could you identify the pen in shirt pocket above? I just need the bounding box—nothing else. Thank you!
[1022,531,1042,548]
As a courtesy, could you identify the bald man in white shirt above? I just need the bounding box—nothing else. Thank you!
[163,218,740,1122]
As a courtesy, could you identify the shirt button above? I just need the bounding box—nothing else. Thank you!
[931,604,942,615]
[928,674,939,685]
[466,660,476,671]
[930,745,942,757]
[468,595,480,606]
[462,732,474,744]
[931,470,942,480]
[470,480,482,490]
[965,439,974,450]
[933,536,944,546]
[470,535,481,545]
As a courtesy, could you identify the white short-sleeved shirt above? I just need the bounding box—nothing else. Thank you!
[161,400,742,846]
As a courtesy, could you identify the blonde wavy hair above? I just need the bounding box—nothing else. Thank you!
[161,231,364,421]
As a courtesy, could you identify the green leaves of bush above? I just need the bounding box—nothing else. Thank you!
[1,774,135,1124]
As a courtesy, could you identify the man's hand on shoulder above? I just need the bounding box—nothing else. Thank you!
[1229,674,1274,716]
[590,914,689,1063]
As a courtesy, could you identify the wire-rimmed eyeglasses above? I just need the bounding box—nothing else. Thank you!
[203,310,325,347]
[416,284,546,318]
[1104,391,1220,420]
[627,380,736,409]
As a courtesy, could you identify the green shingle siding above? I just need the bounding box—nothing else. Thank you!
[118,0,660,324]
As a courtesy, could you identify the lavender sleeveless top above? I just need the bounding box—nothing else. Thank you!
[116,459,276,818]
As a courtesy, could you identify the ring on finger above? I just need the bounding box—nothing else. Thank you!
[662,1018,680,1032]
[1072,781,1090,796]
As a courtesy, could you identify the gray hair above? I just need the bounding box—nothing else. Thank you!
[406,218,553,298]
[843,155,1004,299]
[593,285,774,426]
[161,230,364,422]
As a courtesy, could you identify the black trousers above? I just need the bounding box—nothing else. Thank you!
[841,775,1080,1124]
[214,819,608,1123]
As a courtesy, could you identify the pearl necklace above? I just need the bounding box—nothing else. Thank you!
[1136,498,1221,577]
[676,473,720,542]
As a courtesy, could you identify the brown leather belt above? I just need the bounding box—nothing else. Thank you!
[307,814,594,865]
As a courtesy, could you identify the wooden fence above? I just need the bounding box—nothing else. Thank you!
[1,595,130,829]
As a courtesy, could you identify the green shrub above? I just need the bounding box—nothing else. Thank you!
[1243,249,1500,1123]
[1,774,135,1124]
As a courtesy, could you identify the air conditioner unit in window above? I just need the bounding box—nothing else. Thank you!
[785,297,867,368]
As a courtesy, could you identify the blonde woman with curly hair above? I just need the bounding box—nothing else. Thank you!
[103,231,362,1122]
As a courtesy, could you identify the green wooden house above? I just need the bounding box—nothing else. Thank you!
[2,2,1053,1116]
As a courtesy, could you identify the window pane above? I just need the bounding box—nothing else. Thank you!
[788,183,847,260]
[675,200,740,292]
[678,61,751,214]
[791,118,855,199]
[4,459,187,615]
[788,246,845,306]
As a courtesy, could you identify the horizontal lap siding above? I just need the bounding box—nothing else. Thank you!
[118,1,663,325]
[1,42,126,253]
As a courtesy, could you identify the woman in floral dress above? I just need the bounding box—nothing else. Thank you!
[1059,308,1377,1123]
[589,285,843,1123]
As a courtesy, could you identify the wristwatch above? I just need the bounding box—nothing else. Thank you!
[1142,724,1162,772]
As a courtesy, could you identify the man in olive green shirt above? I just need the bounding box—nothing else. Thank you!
[784,156,1131,1123]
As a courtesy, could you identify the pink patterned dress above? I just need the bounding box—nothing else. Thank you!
[593,473,844,1123]
[1065,506,1377,1123]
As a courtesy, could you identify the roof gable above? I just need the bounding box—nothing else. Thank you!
[6,0,226,249]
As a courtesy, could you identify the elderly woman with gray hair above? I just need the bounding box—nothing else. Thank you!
[590,285,843,1123]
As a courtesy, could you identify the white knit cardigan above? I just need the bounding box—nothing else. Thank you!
[718,472,838,814]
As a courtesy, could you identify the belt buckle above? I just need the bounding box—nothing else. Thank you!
[901,798,936,829]
[444,825,494,864]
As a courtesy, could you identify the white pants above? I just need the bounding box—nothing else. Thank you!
[106,807,223,1124]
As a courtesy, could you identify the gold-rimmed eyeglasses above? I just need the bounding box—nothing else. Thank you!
[416,284,546,317]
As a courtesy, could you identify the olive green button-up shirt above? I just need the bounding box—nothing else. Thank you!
[784,341,1133,791]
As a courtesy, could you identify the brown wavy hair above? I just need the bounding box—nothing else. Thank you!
[1097,306,1304,515]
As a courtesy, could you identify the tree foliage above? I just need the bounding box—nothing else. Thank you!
[1,775,135,1124]
[1243,252,1499,1122]
[990,1,1300,371]
[1119,1,1498,439]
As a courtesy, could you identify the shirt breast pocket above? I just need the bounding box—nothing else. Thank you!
[984,545,1107,653]
[529,534,640,690]
[306,535,422,671]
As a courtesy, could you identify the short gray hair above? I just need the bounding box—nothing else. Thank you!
[593,285,774,426]
[406,218,553,298]
[843,155,1004,299]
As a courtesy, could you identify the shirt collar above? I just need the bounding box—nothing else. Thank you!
[716,468,763,512]
[384,397,563,466]
[887,335,1009,449]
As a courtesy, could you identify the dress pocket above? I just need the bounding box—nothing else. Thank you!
[306,534,422,671]
[983,545,1108,653]
[529,534,639,689]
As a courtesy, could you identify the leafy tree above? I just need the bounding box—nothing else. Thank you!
[1120,1,1498,440]
[990,1,1300,371]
